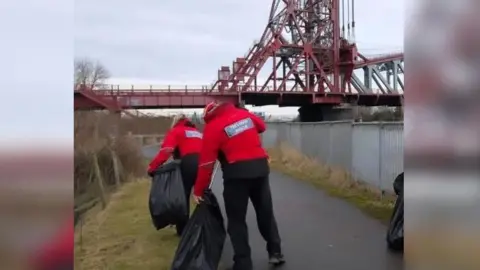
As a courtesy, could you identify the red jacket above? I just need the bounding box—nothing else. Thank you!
[148,119,202,172]
[193,103,269,196]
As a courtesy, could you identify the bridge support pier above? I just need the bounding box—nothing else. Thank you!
[298,104,354,122]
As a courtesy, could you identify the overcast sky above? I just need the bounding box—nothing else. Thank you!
[1,0,73,144]
[75,0,404,85]
[0,0,404,143]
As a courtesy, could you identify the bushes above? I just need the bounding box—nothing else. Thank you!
[74,111,145,214]
[74,137,144,195]
[120,113,173,134]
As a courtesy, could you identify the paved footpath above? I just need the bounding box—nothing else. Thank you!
[143,146,403,270]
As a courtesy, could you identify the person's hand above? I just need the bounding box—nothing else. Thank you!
[192,194,203,204]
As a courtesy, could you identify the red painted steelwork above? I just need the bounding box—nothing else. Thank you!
[74,88,239,110]
[354,53,404,69]
[74,85,402,110]
[73,0,404,111]
[209,0,403,97]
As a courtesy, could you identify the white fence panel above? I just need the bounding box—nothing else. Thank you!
[351,124,381,188]
[379,123,404,192]
[264,121,403,192]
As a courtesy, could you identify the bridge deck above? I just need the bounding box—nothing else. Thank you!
[143,146,403,270]
[75,90,402,110]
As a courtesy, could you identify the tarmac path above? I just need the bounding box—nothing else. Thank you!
[143,145,403,270]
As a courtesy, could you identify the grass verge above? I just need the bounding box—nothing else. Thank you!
[74,179,180,270]
[268,143,395,224]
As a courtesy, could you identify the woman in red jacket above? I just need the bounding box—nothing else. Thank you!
[148,114,202,236]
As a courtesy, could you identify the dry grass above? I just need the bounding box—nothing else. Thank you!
[73,112,185,269]
[268,143,395,223]
[74,179,180,270]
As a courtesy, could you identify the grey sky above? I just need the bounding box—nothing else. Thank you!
[75,0,404,83]
[0,0,403,143]
[1,0,73,144]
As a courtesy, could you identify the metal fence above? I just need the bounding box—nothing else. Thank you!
[262,121,403,193]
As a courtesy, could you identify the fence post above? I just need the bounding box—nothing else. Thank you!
[328,122,333,165]
[111,149,122,187]
[350,122,357,183]
[92,153,107,209]
[287,123,291,147]
[93,119,107,209]
[379,122,384,198]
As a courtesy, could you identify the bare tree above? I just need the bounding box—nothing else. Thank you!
[74,58,111,145]
[74,58,110,89]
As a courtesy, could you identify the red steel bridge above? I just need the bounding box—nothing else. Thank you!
[74,0,403,118]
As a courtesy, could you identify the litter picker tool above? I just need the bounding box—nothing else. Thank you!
[208,162,219,189]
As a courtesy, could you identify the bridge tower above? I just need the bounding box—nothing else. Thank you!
[210,0,403,121]
[74,0,403,114]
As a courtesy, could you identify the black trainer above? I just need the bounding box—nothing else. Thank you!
[268,253,285,266]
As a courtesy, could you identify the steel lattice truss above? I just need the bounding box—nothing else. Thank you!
[74,0,404,111]
[352,59,404,94]
[210,0,404,95]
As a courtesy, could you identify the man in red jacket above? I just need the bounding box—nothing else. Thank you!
[193,101,285,270]
[148,114,202,235]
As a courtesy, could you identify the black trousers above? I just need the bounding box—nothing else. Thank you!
[176,154,198,235]
[223,176,282,270]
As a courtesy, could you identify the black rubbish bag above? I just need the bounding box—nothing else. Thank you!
[387,172,404,252]
[393,172,404,196]
[170,189,226,270]
[149,160,188,230]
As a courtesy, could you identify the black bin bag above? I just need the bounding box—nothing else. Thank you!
[387,172,404,252]
[170,189,226,270]
[149,160,188,230]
